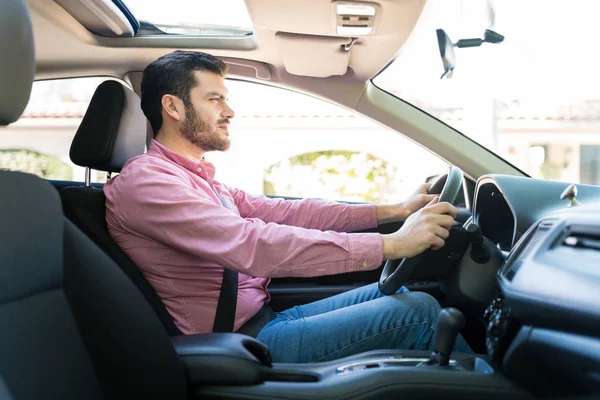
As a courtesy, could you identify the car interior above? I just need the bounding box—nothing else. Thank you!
[1,0,600,399]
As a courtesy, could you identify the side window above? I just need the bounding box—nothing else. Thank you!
[0,77,118,183]
[206,80,448,203]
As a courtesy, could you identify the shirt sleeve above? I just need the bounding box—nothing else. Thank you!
[114,163,383,278]
[227,186,378,233]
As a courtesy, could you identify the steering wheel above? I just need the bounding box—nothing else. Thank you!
[378,165,464,295]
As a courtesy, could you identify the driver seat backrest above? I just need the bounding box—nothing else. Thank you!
[59,80,182,336]
[0,1,188,398]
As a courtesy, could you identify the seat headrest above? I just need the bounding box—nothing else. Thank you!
[0,0,35,125]
[70,80,147,173]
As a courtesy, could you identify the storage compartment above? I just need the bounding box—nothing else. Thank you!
[504,326,600,397]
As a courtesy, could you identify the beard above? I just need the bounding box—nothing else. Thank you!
[179,104,230,152]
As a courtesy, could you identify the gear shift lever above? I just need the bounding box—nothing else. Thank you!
[427,307,466,366]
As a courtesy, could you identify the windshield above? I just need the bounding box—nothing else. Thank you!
[374,0,600,185]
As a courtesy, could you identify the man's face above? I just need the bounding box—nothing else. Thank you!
[178,70,235,152]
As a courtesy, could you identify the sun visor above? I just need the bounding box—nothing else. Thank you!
[275,32,351,78]
[54,0,136,37]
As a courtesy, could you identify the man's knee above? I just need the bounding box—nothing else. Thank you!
[393,291,441,320]
[403,291,440,307]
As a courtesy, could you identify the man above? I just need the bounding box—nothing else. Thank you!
[105,50,471,363]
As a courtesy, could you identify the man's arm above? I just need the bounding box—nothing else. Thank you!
[227,186,379,233]
[116,164,383,278]
[227,183,436,231]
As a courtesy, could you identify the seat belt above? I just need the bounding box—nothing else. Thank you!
[213,268,238,332]
[212,194,238,332]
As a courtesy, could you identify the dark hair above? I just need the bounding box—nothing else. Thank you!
[141,50,228,134]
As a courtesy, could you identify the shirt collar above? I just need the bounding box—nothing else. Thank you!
[148,139,216,183]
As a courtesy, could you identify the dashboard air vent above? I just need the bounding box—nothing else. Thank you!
[563,226,600,251]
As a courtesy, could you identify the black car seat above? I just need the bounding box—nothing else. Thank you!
[58,80,182,336]
[0,1,188,398]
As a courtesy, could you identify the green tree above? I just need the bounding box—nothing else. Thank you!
[264,150,399,202]
[0,149,73,180]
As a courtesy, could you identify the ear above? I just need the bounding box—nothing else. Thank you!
[161,94,184,123]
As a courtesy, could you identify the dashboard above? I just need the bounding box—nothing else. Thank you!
[470,174,600,397]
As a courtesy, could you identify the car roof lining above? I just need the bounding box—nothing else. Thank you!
[26,0,525,179]
[28,0,425,104]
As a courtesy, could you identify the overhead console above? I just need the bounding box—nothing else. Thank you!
[334,2,378,36]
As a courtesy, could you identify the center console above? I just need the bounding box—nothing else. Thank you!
[174,307,532,400]
[483,294,516,361]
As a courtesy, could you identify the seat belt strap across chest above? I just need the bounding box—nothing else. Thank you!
[212,194,238,332]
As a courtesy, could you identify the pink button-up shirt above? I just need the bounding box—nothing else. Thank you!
[104,140,384,334]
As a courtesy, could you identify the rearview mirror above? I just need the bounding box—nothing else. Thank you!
[436,28,504,79]
[436,29,455,79]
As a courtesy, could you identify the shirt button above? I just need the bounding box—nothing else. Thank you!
[197,167,202,173]
[362,261,368,268]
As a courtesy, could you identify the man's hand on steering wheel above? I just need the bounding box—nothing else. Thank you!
[375,183,439,224]
[378,165,464,295]
[399,182,437,218]
[382,197,458,260]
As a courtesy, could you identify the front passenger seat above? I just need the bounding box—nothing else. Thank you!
[0,0,188,399]
[1,171,189,400]
[59,80,182,336]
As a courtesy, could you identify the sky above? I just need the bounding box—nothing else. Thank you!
[122,0,253,29]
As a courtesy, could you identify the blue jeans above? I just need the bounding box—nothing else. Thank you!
[257,283,472,363]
